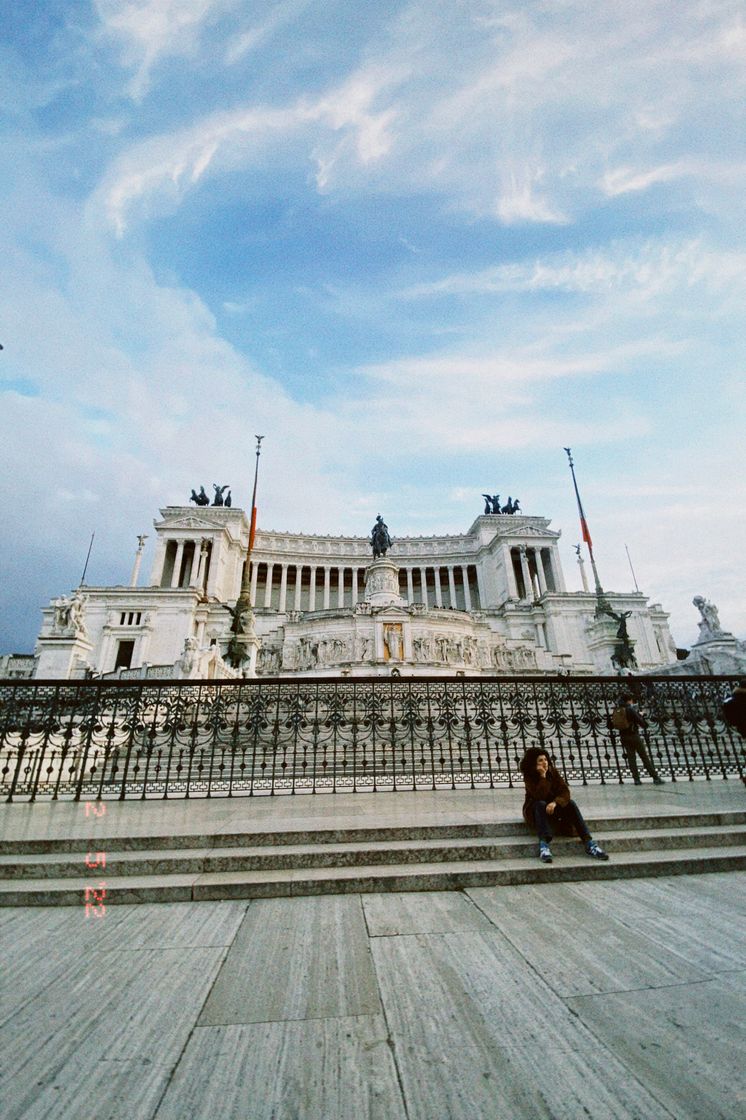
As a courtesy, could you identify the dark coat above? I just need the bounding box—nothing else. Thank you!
[723,686,746,737]
[522,768,577,835]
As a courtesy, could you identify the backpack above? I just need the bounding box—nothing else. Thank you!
[611,706,632,732]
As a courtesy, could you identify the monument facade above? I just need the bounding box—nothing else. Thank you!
[25,498,679,680]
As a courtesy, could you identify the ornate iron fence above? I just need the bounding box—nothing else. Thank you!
[0,676,743,802]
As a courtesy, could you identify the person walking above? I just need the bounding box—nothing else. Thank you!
[520,747,609,864]
[723,680,746,737]
[613,692,664,785]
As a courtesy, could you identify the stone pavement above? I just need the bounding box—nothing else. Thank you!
[2,774,744,847]
[1,783,745,1119]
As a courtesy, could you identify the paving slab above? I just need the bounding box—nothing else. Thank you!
[153,1016,406,1120]
[0,945,228,1120]
[370,928,674,1120]
[467,881,711,995]
[362,890,494,936]
[566,969,746,1120]
[197,895,381,1025]
[567,877,746,972]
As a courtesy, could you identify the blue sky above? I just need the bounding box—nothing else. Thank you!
[1,0,744,653]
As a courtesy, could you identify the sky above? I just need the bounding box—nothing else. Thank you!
[1,0,744,655]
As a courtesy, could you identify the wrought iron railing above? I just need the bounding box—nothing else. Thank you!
[1,676,743,802]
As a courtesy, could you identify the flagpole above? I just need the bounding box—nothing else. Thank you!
[227,435,265,671]
[238,434,264,607]
[564,448,608,612]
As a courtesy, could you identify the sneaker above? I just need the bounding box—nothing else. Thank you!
[585,840,609,861]
[539,841,553,863]
[653,776,665,785]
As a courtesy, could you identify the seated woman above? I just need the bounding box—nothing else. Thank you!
[520,747,609,864]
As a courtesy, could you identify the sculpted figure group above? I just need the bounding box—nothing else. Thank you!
[52,590,87,637]
[482,493,521,515]
[693,595,724,641]
[190,485,232,507]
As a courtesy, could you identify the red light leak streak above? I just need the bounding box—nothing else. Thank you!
[83,803,107,916]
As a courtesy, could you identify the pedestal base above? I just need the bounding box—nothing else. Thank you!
[364,558,406,607]
[34,635,94,679]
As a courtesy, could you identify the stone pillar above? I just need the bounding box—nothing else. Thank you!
[264,562,274,608]
[550,547,566,592]
[406,568,414,604]
[434,567,443,607]
[461,565,472,611]
[475,564,486,609]
[419,567,429,607]
[447,566,457,609]
[250,562,259,607]
[171,541,184,589]
[503,546,518,598]
[534,549,547,595]
[519,546,532,601]
[352,568,358,604]
[294,565,303,610]
[130,536,147,588]
[279,564,288,612]
[337,567,345,608]
[309,566,317,611]
[323,566,331,609]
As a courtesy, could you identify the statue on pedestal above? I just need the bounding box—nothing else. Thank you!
[600,606,637,670]
[693,596,725,642]
[370,515,392,558]
[52,591,88,638]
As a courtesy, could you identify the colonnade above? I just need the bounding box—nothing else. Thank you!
[506,546,558,601]
[250,562,482,613]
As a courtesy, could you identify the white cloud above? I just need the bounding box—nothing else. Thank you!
[601,163,690,197]
[95,0,231,98]
[401,239,746,300]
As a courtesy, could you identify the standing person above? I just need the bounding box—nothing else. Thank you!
[722,680,746,737]
[520,747,609,864]
[612,693,664,785]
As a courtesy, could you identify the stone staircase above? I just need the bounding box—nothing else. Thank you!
[1,807,745,906]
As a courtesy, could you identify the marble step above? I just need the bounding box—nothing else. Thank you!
[2,823,745,880]
[2,845,745,906]
[3,807,744,855]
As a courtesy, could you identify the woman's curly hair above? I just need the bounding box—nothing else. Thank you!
[519,746,554,778]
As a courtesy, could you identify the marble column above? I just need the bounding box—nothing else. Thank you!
[309,566,317,611]
[336,566,344,608]
[434,567,443,607]
[294,565,303,610]
[406,568,414,604]
[461,565,472,611]
[519,546,532,601]
[352,568,359,604]
[250,561,259,607]
[534,549,547,595]
[503,546,519,598]
[279,564,289,612]
[323,566,331,609]
[447,566,457,609]
[170,541,184,589]
[419,567,429,607]
[264,562,274,608]
[475,564,486,609]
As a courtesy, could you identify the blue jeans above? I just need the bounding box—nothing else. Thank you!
[533,799,590,843]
